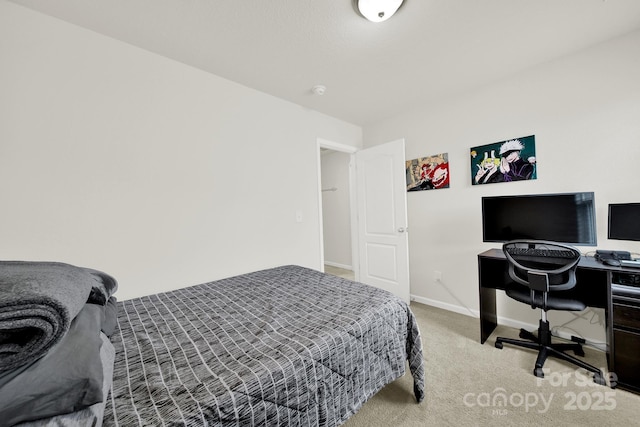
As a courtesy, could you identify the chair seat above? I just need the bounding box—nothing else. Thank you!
[506,286,586,311]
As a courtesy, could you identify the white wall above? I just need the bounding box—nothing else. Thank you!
[3,1,638,345]
[320,151,352,269]
[0,2,362,300]
[363,30,640,345]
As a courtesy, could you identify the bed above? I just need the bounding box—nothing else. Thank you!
[1,263,424,426]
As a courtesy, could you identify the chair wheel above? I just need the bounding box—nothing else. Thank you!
[574,347,585,357]
[495,341,503,349]
[593,373,606,386]
[534,367,544,378]
[571,335,586,344]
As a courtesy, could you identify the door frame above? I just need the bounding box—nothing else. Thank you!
[316,138,359,280]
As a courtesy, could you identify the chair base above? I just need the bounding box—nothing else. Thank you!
[495,319,605,385]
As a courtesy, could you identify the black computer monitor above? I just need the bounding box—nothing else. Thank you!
[608,203,640,242]
[482,192,597,246]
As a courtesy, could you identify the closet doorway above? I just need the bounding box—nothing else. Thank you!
[317,139,357,281]
[317,138,410,302]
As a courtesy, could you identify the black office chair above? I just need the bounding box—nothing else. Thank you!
[494,240,605,383]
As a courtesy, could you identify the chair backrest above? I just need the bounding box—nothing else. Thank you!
[502,240,582,294]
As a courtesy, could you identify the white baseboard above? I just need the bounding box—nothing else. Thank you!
[324,261,352,271]
[410,294,479,318]
[410,294,606,352]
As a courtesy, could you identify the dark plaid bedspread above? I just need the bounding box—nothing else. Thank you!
[104,265,424,426]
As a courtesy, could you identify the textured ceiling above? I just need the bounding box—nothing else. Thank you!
[9,0,640,126]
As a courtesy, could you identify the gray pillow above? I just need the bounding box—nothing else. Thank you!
[101,296,118,338]
[0,304,104,425]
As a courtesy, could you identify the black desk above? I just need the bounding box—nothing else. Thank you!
[478,248,640,393]
[478,249,609,344]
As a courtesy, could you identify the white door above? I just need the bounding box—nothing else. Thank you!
[354,139,410,302]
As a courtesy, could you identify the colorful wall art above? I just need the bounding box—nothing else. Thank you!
[470,135,536,185]
[406,153,450,191]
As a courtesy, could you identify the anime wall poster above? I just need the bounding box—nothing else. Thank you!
[470,135,537,185]
[406,153,450,191]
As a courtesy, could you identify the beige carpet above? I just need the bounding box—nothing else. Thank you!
[343,302,640,426]
[324,265,355,281]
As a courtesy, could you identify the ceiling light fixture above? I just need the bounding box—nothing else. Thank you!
[355,0,404,23]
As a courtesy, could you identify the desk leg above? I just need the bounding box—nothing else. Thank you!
[479,286,497,344]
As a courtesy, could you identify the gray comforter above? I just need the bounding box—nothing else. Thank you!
[105,265,424,427]
[0,261,94,372]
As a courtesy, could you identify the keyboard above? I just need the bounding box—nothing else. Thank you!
[505,247,577,259]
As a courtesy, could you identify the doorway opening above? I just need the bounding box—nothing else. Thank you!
[317,138,411,301]
[316,138,358,281]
